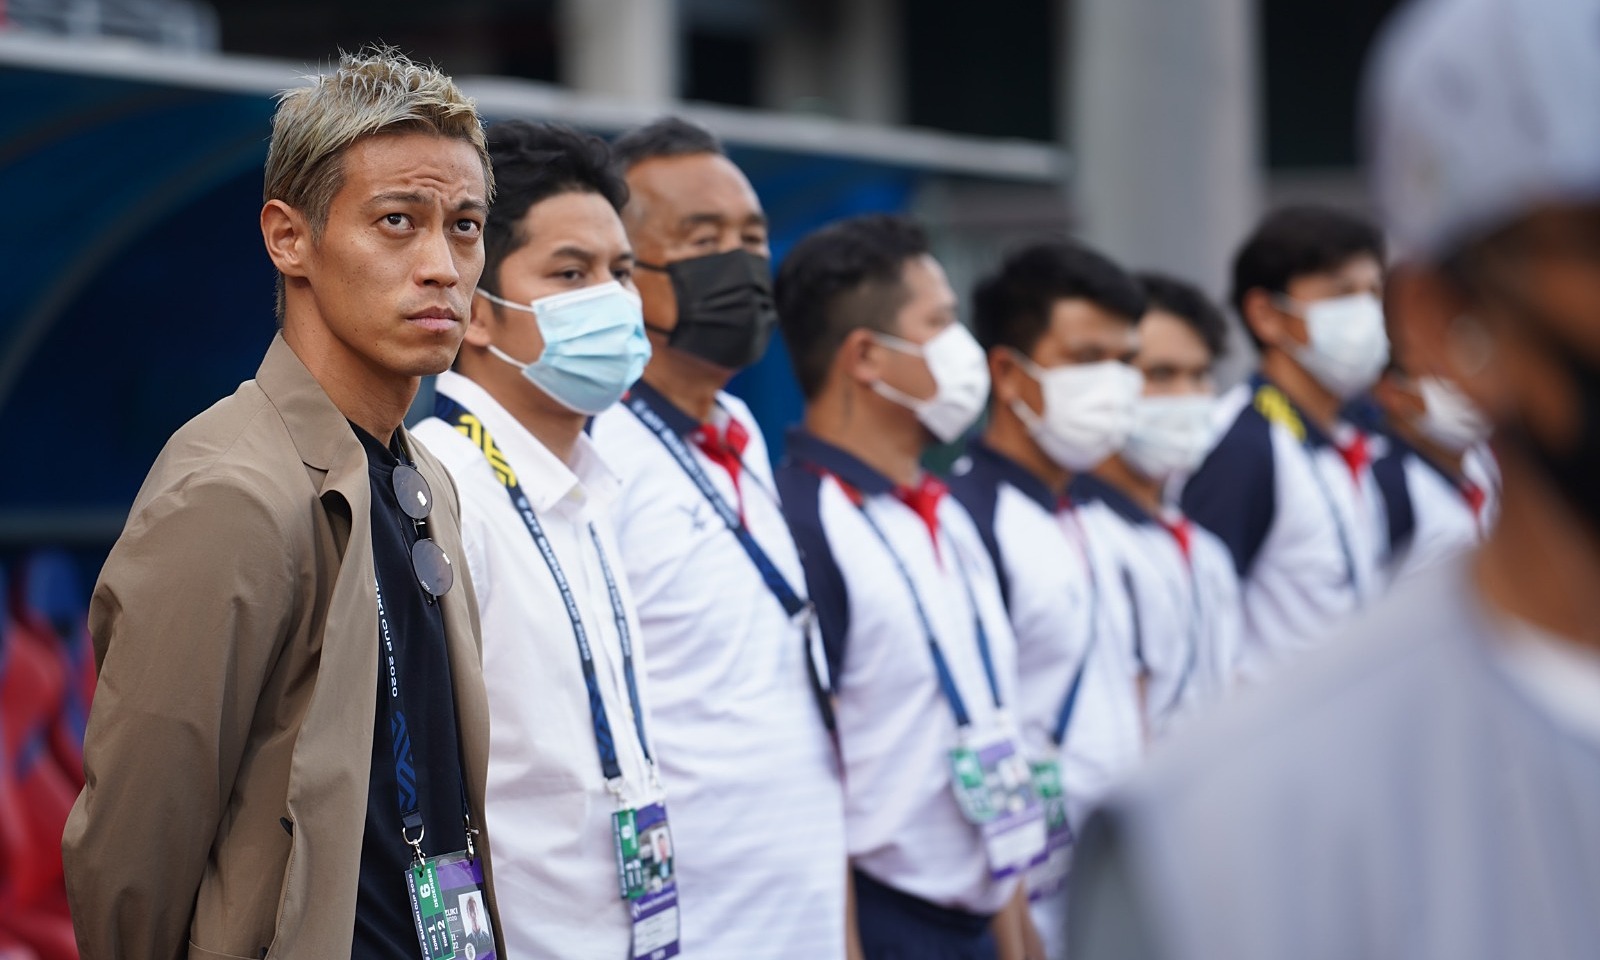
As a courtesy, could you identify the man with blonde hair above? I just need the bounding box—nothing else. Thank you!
[62,47,504,959]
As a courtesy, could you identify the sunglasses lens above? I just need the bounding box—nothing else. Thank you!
[393,464,433,521]
[412,538,454,597]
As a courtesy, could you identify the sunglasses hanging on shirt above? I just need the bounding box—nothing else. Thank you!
[391,460,455,599]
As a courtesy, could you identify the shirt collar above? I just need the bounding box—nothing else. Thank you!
[626,378,701,437]
[1069,472,1158,526]
[434,371,621,513]
[1250,373,1338,449]
[783,428,897,497]
[964,440,1064,514]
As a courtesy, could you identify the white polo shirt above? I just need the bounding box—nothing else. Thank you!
[412,371,659,960]
[1373,440,1499,582]
[777,430,1031,917]
[1070,473,1246,735]
[588,383,846,960]
[1181,376,1387,680]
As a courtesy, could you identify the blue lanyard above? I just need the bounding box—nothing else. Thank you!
[436,396,652,784]
[1305,450,1363,600]
[852,499,1003,728]
[1051,510,1100,747]
[625,395,809,620]
[625,393,837,733]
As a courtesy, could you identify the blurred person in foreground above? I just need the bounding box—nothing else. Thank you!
[1072,272,1246,740]
[410,121,670,959]
[1180,206,1390,680]
[61,48,503,958]
[1067,0,1600,957]
[587,117,849,960]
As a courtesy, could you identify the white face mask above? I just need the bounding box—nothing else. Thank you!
[1009,354,1145,471]
[1415,375,1491,451]
[1120,394,1218,481]
[870,324,991,443]
[1282,292,1390,399]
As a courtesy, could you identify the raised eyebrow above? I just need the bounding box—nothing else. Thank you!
[745,211,770,229]
[453,199,490,217]
[366,191,428,209]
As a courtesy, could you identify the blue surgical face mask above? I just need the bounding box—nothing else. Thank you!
[477,281,651,415]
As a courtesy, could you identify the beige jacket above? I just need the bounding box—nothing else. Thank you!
[62,335,502,959]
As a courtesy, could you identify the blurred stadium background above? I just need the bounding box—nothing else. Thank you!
[0,1,1396,952]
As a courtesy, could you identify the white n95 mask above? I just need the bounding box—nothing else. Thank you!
[871,324,991,443]
[478,281,651,415]
[1009,354,1145,471]
[1416,375,1491,451]
[1283,292,1390,400]
[1121,395,1218,481]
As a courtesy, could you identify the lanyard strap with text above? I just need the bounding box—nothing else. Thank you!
[853,499,1003,728]
[625,394,809,620]
[374,574,474,860]
[436,396,652,785]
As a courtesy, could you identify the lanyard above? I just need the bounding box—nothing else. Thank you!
[853,499,1003,728]
[374,574,474,860]
[1050,509,1100,746]
[626,394,837,733]
[1305,449,1363,601]
[436,396,652,786]
[625,395,808,620]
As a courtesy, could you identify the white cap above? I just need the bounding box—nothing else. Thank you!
[1366,0,1600,258]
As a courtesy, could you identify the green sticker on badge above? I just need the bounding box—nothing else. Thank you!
[408,859,458,960]
[1029,759,1071,837]
[613,808,646,900]
[950,746,996,823]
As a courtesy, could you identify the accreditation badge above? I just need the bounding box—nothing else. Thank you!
[406,851,498,960]
[949,731,1048,880]
[1026,757,1075,900]
[612,801,682,960]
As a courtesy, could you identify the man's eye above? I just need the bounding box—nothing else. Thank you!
[455,219,482,236]
[613,266,635,283]
[384,213,408,228]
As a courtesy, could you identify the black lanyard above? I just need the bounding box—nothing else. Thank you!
[374,574,473,860]
[852,498,1003,728]
[436,396,652,785]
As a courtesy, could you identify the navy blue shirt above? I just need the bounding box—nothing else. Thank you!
[352,425,468,958]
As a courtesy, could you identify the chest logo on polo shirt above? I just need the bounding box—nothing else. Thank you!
[1253,384,1307,443]
[677,500,711,533]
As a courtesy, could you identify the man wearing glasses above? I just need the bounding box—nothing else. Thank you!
[62,48,503,959]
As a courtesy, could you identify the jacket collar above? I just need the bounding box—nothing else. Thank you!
[254,334,371,475]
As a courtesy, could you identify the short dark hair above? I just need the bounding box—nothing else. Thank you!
[611,116,724,171]
[481,120,629,295]
[776,214,931,401]
[971,238,1145,356]
[1229,205,1386,350]
[1136,271,1230,362]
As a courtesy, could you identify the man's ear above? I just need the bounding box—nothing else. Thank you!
[1241,287,1290,350]
[463,288,497,349]
[840,326,883,388]
[261,200,312,280]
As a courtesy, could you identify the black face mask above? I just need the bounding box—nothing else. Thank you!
[639,249,778,371]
